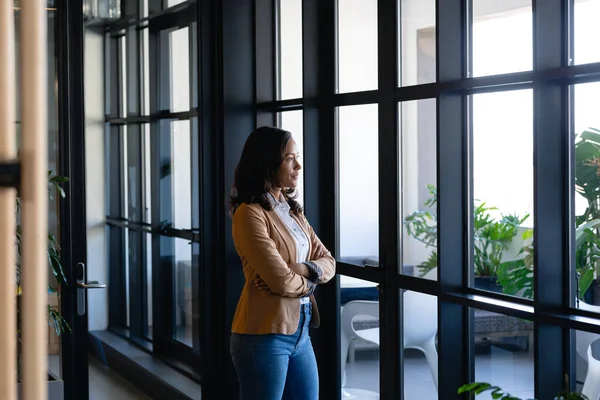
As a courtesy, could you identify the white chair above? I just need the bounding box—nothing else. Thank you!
[576,301,600,400]
[340,271,438,398]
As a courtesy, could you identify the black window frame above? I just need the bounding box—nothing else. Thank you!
[255,0,600,399]
[104,0,205,378]
[99,0,600,399]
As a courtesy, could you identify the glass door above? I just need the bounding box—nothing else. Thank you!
[56,0,97,398]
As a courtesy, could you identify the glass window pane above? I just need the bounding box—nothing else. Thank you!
[472,90,534,298]
[127,27,139,116]
[169,27,190,112]
[572,83,600,308]
[472,2,532,77]
[160,236,195,347]
[472,308,534,399]
[278,0,303,99]
[141,28,150,116]
[145,232,153,340]
[127,125,143,222]
[337,0,378,93]
[400,99,437,280]
[340,280,380,396]
[572,327,600,397]
[166,0,187,7]
[278,110,304,205]
[142,124,153,339]
[119,36,127,117]
[159,120,192,230]
[338,104,379,265]
[107,125,123,218]
[142,124,152,223]
[403,290,438,398]
[125,229,131,327]
[574,0,600,65]
[398,0,436,86]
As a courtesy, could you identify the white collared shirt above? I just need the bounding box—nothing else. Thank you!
[268,193,311,304]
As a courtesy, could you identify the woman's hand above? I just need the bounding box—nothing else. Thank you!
[254,276,273,294]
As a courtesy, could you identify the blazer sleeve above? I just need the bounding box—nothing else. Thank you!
[301,213,336,284]
[232,204,313,297]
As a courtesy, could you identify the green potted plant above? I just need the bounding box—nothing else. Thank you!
[498,128,600,302]
[404,184,528,291]
[458,382,588,400]
[15,171,69,398]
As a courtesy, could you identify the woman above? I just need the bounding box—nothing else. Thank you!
[229,126,336,400]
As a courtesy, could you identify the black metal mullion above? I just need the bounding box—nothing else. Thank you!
[189,17,201,357]
[149,24,170,352]
[532,0,570,397]
[190,119,201,356]
[436,0,469,398]
[57,0,89,396]
[378,0,401,398]
[301,0,338,399]
[197,0,224,396]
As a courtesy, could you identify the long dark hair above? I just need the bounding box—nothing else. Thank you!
[229,126,302,216]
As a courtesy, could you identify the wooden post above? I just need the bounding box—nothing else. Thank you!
[0,0,18,398]
[20,0,48,399]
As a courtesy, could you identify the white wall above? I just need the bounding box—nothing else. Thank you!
[85,27,108,331]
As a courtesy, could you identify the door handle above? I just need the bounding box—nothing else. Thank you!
[76,262,106,316]
[77,281,106,289]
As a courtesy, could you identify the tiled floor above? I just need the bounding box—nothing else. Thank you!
[49,355,151,399]
[88,357,151,400]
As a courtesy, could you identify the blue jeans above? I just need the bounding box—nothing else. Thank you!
[230,303,319,400]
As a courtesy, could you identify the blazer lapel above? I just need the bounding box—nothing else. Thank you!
[266,209,297,263]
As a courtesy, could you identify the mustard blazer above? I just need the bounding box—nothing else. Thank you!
[231,202,336,335]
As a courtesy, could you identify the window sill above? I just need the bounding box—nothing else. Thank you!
[89,330,201,400]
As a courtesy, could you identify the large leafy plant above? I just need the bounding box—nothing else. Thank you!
[458,382,588,400]
[404,185,528,279]
[15,171,70,380]
[498,128,600,300]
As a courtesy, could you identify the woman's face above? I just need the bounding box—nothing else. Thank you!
[274,137,301,189]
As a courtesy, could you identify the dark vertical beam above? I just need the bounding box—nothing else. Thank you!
[302,0,338,398]
[149,24,168,353]
[190,116,201,355]
[197,0,221,396]
[378,0,401,398]
[219,0,255,398]
[57,0,88,398]
[436,0,469,398]
[532,0,570,397]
